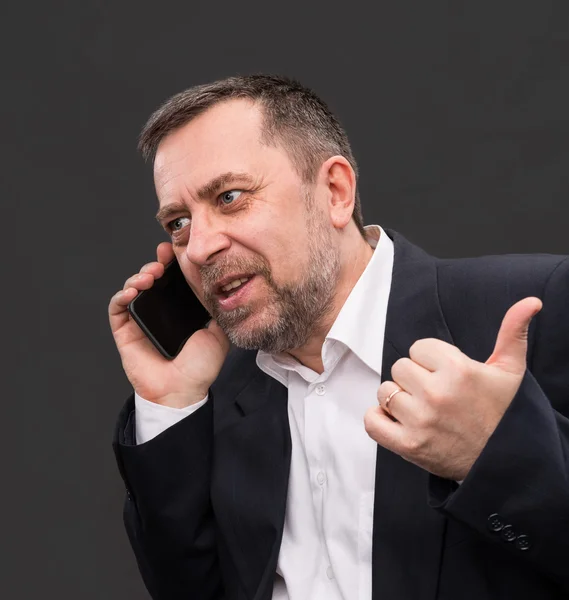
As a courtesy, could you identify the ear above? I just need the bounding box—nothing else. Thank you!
[319,156,356,230]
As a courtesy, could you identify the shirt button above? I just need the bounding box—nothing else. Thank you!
[326,566,335,580]
[316,384,326,396]
[317,471,326,485]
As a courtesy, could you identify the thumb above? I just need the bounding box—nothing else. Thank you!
[205,319,231,355]
[486,297,542,373]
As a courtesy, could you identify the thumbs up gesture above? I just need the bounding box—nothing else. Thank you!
[364,297,543,481]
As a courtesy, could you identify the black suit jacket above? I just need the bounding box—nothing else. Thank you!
[113,231,569,600]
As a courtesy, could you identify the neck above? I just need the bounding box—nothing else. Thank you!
[286,232,374,374]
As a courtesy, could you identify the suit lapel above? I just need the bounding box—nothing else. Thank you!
[211,370,290,600]
[372,231,454,600]
[212,231,457,600]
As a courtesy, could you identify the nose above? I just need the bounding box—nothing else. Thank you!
[184,212,231,266]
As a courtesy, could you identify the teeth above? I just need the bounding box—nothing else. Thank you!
[221,277,250,292]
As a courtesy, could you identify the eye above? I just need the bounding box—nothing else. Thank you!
[168,216,190,232]
[220,190,243,205]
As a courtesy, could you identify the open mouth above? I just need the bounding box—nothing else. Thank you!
[214,274,257,310]
[218,275,253,298]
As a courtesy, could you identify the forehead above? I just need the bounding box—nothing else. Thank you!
[153,99,273,192]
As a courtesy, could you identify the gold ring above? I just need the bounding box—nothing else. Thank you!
[384,388,402,413]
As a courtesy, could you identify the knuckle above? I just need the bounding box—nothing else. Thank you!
[410,338,430,355]
[417,408,437,429]
[409,339,422,356]
[109,292,125,313]
[141,262,162,275]
[403,434,425,455]
[377,382,392,399]
[450,359,475,385]
[391,357,412,380]
[363,409,375,434]
[410,337,445,361]
[426,384,453,408]
[126,272,150,289]
[421,380,440,403]
[364,408,383,437]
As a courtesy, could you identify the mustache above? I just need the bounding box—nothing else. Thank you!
[200,254,272,294]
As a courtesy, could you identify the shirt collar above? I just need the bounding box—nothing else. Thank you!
[256,225,394,382]
[325,225,393,376]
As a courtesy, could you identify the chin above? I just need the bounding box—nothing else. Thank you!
[223,307,281,351]
[225,308,267,337]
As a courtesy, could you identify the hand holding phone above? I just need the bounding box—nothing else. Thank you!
[128,258,212,360]
[108,242,230,409]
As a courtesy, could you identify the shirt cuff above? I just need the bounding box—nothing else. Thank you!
[134,392,209,445]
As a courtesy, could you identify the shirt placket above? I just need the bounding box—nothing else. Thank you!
[303,372,340,595]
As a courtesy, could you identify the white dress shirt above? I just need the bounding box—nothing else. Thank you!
[135,225,394,600]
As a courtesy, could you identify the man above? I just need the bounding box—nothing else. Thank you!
[110,75,569,600]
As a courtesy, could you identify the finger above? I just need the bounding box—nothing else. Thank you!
[364,405,405,452]
[108,287,138,332]
[205,320,231,354]
[486,296,543,374]
[122,272,156,291]
[157,242,174,266]
[391,357,432,398]
[140,261,165,279]
[409,338,462,372]
[377,380,413,422]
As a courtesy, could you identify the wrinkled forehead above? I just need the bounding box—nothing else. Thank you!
[153,99,269,190]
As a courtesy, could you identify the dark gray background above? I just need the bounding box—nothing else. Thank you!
[4,0,568,598]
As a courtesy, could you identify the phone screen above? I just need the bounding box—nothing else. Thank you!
[128,260,211,359]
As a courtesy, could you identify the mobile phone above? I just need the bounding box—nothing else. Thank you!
[128,260,211,359]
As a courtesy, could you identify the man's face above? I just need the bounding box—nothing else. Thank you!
[153,99,340,353]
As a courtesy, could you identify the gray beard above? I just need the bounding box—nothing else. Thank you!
[201,219,341,354]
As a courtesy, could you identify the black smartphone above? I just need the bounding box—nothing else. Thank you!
[128,260,211,359]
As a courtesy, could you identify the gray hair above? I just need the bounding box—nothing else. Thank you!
[138,74,364,235]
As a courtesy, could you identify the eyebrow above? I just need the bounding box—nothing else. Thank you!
[197,171,256,200]
[155,201,188,224]
[155,171,256,223]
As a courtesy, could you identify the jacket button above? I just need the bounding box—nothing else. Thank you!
[516,535,531,551]
[501,525,517,542]
[487,513,504,532]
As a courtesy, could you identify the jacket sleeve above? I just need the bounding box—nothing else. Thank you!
[113,393,224,600]
[428,257,569,592]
